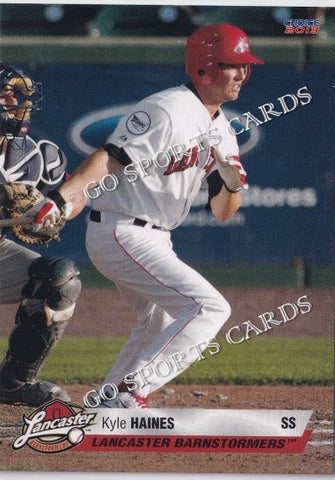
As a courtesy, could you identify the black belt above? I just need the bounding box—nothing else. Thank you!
[89,210,102,222]
[89,210,162,230]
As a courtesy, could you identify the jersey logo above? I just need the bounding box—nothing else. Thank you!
[126,111,151,135]
[163,146,216,176]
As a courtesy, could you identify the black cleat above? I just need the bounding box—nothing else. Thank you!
[0,380,71,406]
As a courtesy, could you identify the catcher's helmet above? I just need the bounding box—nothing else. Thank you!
[185,24,264,86]
[0,63,42,137]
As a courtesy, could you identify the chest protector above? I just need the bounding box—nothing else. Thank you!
[0,136,67,237]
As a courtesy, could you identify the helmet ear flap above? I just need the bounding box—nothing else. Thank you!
[193,63,223,86]
[196,68,215,86]
[242,64,251,84]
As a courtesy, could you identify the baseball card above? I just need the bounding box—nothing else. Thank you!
[0,1,334,479]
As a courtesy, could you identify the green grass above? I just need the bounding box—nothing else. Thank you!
[7,465,37,471]
[174,337,333,385]
[194,264,334,288]
[0,337,332,386]
[79,263,334,288]
[79,265,114,288]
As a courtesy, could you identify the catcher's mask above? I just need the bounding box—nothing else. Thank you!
[185,23,264,86]
[0,63,42,138]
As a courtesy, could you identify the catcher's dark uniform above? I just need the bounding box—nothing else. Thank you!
[0,136,81,406]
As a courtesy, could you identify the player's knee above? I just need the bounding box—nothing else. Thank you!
[218,295,231,317]
[22,256,81,324]
[205,293,231,328]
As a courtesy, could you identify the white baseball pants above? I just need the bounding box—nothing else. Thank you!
[86,212,231,397]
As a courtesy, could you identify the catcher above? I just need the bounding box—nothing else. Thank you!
[0,63,81,406]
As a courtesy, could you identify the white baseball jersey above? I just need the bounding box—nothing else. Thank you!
[91,84,239,230]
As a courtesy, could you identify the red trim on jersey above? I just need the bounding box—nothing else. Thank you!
[113,228,199,306]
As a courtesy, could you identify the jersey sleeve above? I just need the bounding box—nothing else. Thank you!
[205,170,224,211]
[204,110,240,210]
[103,143,132,166]
[108,100,172,165]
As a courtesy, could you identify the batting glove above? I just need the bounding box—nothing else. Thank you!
[214,151,248,193]
[32,191,73,232]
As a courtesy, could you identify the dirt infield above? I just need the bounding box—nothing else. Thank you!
[0,286,334,474]
[2,286,333,339]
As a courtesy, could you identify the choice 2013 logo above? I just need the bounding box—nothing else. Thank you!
[283,18,320,35]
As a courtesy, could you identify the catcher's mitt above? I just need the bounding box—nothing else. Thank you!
[0,182,65,244]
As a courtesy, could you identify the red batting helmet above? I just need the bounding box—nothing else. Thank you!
[185,23,264,86]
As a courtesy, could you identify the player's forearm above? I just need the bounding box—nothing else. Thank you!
[58,148,119,206]
[210,187,242,222]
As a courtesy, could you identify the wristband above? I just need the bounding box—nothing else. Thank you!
[48,190,67,210]
[222,179,240,194]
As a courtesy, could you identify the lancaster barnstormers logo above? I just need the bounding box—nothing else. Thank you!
[13,400,96,453]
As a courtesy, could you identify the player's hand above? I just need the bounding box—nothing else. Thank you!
[30,197,73,232]
[32,198,62,232]
[214,151,248,192]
